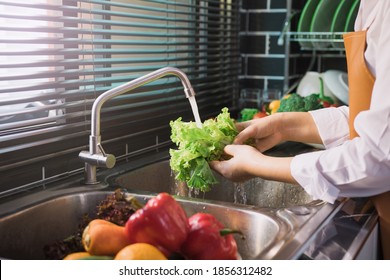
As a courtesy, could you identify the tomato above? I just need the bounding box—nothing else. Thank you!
[252,111,268,119]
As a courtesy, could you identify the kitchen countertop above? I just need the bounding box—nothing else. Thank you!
[301,197,378,259]
[268,142,379,259]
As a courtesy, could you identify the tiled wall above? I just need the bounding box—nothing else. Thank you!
[240,0,347,95]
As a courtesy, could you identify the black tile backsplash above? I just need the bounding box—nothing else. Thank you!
[248,57,285,76]
[240,35,267,54]
[248,12,286,32]
[319,56,348,72]
[239,78,265,89]
[269,35,285,54]
[271,0,287,9]
[242,1,268,10]
[240,0,347,96]
[267,80,285,91]
[240,0,290,94]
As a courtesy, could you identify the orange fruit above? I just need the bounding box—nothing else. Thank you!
[114,243,167,260]
[63,252,91,260]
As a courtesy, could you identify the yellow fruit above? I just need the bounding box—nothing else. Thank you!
[114,243,168,260]
[268,100,281,114]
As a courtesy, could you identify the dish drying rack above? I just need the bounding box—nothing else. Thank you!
[287,31,346,52]
[280,1,348,93]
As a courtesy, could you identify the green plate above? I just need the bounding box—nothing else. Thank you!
[344,0,360,32]
[330,0,356,48]
[310,0,341,49]
[297,0,321,49]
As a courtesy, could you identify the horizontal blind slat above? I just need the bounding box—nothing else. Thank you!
[1,56,240,81]
[0,2,238,24]
[0,14,239,33]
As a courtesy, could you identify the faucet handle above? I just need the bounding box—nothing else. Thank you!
[79,150,116,169]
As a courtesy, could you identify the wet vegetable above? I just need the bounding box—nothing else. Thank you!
[169,107,238,192]
[43,189,140,259]
[181,213,240,260]
[124,193,190,256]
[95,189,143,226]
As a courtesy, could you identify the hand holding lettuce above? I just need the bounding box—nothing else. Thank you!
[169,107,238,192]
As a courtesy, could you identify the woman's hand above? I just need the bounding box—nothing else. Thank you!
[210,144,297,184]
[210,144,264,182]
[209,112,322,184]
[234,112,323,151]
[234,114,284,152]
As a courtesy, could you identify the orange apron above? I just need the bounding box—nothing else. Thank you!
[344,31,390,259]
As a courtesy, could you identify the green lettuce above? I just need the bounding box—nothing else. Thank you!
[169,107,238,192]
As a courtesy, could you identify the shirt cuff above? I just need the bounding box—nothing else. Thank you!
[309,106,350,149]
[291,151,340,204]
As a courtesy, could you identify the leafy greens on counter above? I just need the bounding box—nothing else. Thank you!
[169,107,238,192]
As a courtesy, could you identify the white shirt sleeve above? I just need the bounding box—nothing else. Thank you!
[309,106,350,149]
[291,1,390,204]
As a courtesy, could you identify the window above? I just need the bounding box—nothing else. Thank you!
[0,0,59,130]
[0,0,240,195]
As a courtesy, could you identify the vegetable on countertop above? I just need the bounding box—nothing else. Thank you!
[317,77,336,107]
[252,111,268,119]
[124,192,190,257]
[239,108,259,121]
[268,99,281,114]
[277,78,337,113]
[277,93,323,112]
[82,219,131,256]
[169,107,238,192]
[181,213,241,260]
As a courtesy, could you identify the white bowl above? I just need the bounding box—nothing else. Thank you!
[297,71,348,105]
[297,71,333,97]
[322,70,349,105]
[297,71,322,97]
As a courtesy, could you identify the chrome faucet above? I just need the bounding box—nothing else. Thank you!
[79,67,196,184]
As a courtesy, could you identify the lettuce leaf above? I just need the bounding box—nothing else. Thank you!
[169,107,238,192]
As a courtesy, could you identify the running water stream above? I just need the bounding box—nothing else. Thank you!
[188,96,202,128]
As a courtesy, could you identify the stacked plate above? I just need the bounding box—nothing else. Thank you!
[297,0,360,49]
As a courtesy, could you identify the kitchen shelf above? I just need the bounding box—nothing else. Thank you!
[282,0,349,92]
[288,32,346,51]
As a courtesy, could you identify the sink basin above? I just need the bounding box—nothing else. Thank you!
[0,189,289,260]
[0,152,340,260]
[113,160,315,208]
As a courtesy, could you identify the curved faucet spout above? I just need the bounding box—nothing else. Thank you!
[91,67,195,138]
[79,67,196,184]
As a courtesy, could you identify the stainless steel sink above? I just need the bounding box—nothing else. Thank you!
[114,160,315,208]
[0,154,342,260]
[0,189,290,260]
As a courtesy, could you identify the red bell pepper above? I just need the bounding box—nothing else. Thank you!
[181,213,240,260]
[124,192,189,256]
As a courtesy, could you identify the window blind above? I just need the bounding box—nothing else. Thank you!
[0,0,240,194]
